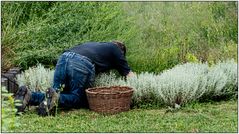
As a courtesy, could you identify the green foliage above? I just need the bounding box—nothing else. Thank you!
[2,2,136,70]
[1,2,54,70]
[124,2,237,71]
[1,86,19,132]
[186,53,199,63]
[1,2,238,71]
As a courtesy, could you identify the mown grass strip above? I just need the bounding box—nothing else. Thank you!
[14,100,237,133]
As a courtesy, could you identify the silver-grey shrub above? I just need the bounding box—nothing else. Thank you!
[95,60,238,107]
[155,63,209,107]
[216,59,238,91]
[95,72,161,106]
[16,64,54,92]
[16,60,237,107]
[205,59,237,97]
[95,63,209,107]
[125,72,160,105]
[94,72,125,87]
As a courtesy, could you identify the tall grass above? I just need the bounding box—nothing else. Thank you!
[123,2,237,72]
[1,2,54,70]
[1,2,238,71]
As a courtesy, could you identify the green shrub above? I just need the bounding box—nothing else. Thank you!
[1,2,55,70]
[4,2,135,70]
[1,2,238,72]
[124,2,237,69]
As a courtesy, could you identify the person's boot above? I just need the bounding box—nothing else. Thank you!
[38,88,59,116]
[14,86,32,115]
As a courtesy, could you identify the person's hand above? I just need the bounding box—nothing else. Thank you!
[126,71,135,77]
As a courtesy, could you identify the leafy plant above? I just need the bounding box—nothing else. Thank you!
[125,72,163,107]
[1,86,20,132]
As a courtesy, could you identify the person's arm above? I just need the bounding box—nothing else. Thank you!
[113,47,132,76]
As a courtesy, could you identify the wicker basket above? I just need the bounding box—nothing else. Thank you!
[86,86,134,114]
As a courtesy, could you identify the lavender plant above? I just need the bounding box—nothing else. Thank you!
[155,63,209,107]
[16,60,237,108]
[94,72,125,87]
[16,64,54,92]
[94,61,237,107]
[125,72,160,105]
[205,59,237,97]
[216,59,237,92]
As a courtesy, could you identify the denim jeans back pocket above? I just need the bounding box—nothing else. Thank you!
[67,59,90,92]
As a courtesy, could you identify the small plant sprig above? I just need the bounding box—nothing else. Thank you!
[43,85,63,116]
[1,86,20,132]
[55,84,64,116]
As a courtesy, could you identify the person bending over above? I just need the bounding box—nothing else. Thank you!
[14,41,134,116]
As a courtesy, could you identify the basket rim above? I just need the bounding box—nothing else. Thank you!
[86,86,133,95]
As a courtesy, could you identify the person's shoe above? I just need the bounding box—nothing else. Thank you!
[14,86,32,115]
[38,88,59,116]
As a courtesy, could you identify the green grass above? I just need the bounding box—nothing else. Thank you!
[13,100,237,133]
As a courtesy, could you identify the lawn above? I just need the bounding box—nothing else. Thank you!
[13,100,237,133]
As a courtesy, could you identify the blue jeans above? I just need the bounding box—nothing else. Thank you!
[29,52,95,109]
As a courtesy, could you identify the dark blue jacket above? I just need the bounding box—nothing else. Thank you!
[65,42,131,76]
